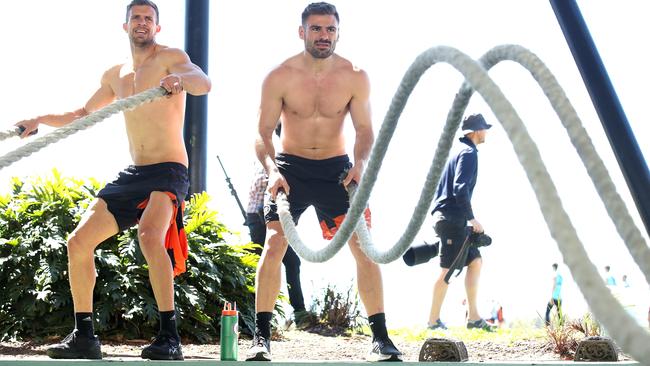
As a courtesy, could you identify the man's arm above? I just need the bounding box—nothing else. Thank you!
[257,69,287,199]
[164,48,211,96]
[454,152,483,232]
[14,68,117,138]
[344,68,374,187]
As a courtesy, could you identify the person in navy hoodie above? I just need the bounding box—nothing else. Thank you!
[427,114,493,331]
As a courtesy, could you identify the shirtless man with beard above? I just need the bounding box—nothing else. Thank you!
[248,2,402,362]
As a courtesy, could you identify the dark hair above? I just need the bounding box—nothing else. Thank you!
[605,265,611,271]
[552,263,558,270]
[126,0,159,24]
[301,2,339,25]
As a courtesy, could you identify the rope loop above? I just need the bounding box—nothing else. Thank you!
[278,44,650,362]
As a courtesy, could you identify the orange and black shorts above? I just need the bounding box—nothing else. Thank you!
[264,153,371,240]
[97,162,189,276]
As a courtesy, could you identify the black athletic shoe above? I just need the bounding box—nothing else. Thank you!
[467,318,496,332]
[368,337,403,362]
[46,330,102,360]
[141,334,184,360]
[245,333,271,361]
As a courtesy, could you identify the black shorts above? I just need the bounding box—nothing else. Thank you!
[432,211,481,269]
[97,162,189,231]
[97,162,190,276]
[264,153,371,239]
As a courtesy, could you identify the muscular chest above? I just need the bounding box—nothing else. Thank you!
[284,73,351,119]
[116,62,165,98]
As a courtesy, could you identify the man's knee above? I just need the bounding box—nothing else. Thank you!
[67,232,90,260]
[468,257,483,270]
[263,229,288,263]
[347,235,370,260]
[137,224,166,253]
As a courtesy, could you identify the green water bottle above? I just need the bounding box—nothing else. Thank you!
[220,302,239,361]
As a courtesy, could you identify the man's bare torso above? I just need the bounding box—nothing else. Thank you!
[278,54,362,160]
[107,45,187,166]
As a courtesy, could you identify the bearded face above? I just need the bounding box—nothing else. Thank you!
[301,15,339,59]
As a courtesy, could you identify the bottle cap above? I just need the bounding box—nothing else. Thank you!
[222,302,238,316]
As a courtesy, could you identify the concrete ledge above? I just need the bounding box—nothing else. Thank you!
[0,360,640,365]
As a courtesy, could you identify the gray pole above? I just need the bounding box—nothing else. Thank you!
[550,0,650,237]
[184,0,209,194]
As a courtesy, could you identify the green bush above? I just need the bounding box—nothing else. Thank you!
[307,282,365,336]
[0,170,259,342]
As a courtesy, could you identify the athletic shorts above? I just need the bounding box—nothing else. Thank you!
[264,153,371,240]
[97,162,189,276]
[432,211,481,269]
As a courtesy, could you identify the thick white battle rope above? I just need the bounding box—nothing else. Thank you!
[279,45,650,362]
[0,127,22,142]
[477,45,650,285]
[0,87,168,170]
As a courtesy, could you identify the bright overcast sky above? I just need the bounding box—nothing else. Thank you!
[0,1,648,326]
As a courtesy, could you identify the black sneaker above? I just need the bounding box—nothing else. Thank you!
[245,333,271,361]
[467,318,495,332]
[368,337,403,362]
[46,330,102,360]
[427,319,448,330]
[141,334,184,360]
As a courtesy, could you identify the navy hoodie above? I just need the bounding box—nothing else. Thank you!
[431,136,479,224]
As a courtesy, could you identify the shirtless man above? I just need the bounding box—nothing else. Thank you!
[15,0,211,360]
[248,2,401,362]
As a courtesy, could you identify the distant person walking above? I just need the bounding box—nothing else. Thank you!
[604,265,616,286]
[621,274,630,288]
[545,263,563,325]
[427,113,493,331]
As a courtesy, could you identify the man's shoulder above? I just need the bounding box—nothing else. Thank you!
[333,55,367,76]
[155,45,190,63]
[101,63,126,82]
[457,142,477,156]
[266,58,302,83]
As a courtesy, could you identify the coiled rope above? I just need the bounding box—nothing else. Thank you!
[0,87,168,170]
[278,44,650,363]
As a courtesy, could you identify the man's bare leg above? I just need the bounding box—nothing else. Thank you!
[47,199,118,359]
[428,268,450,326]
[348,234,402,360]
[465,258,482,321]
[137,191,175,312]
[347,234,383,315]
[137,191,184,361]
[255,221,288,313]
[247,220,288,361]
[67,199,119,313]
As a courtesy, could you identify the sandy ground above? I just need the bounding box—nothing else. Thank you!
[0,329,573,362]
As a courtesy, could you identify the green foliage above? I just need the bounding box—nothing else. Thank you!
[392,325,546,343]
[0,170,258,342]
[544,312,602,358]
[307,282,365,335]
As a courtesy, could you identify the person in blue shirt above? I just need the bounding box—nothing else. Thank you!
[545,263,563,325]
[604,265,616,286]
[427,114,492,331]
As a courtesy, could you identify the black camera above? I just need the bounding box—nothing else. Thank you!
[402,241,440,266]
[468,231,492,248]
[402,228,491,267]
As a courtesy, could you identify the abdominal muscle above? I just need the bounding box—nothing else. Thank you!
[124,99,188,167]
[279,115,347,160]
